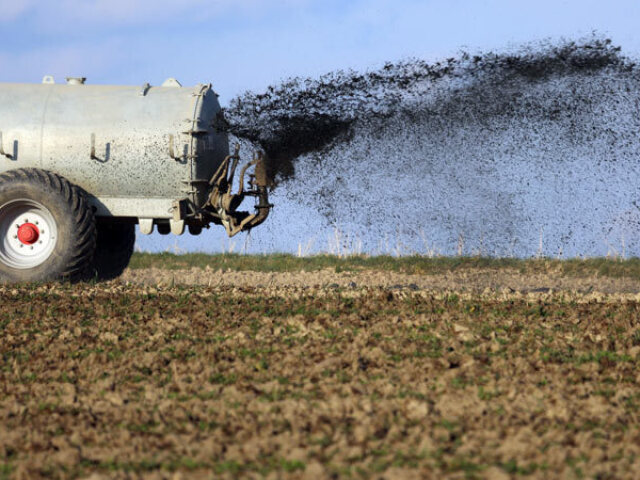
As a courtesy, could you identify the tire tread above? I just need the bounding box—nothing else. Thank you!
[0,168,96,281]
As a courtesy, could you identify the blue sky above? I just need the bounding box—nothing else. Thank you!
[1,0,638,255]
[1,0,639,102]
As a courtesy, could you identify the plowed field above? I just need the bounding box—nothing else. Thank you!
[2,260,640,479]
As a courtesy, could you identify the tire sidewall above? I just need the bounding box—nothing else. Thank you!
[0,180,88,282]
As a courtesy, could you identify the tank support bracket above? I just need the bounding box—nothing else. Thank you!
[138,218,154,235]
[0,132,13,159]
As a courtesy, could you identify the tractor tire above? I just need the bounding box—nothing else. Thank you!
[0,168,96,282]
[93,220,135,280]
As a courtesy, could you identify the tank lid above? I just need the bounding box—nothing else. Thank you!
[162,78,181,88]
[66,77,86,85]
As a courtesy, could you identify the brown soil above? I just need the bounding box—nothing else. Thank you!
[122,266,640,294]
[1,275,640,479]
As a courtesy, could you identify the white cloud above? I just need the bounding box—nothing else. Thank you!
[0,38,131,84]
[0,0,36,21]
[0,0,312,27]
[1,0,639,96]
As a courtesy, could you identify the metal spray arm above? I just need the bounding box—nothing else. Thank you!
[206,146,272,237]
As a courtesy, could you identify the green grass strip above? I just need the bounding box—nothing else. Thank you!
[128,252,640,278]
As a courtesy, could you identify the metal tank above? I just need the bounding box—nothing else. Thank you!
[0,76,271,282]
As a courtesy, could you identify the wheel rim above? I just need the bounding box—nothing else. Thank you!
[0,199,57,269]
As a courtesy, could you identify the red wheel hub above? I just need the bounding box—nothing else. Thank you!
[17,223,40,245]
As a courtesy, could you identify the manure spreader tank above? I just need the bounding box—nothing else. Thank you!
[0,76,271,282]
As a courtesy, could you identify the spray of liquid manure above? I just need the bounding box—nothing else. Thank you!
[220,37,640,257]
